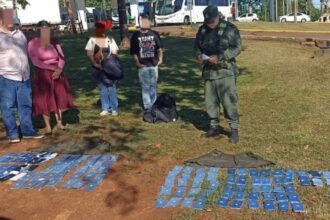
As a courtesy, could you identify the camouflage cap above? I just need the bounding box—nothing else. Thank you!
[203,5,219,24]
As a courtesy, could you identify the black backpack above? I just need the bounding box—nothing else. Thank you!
[143,94,178,123]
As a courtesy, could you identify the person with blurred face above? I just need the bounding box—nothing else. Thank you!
[194,6,242,144]
[130,13,163,111]
[0,8,44,143]
[28,20,74,135]
[85,22,119,116]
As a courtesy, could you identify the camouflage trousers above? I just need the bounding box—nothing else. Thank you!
[204,75,239,129]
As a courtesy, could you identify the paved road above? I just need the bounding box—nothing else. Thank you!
[153,25,330,41]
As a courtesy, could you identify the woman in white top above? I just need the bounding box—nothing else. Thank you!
[85,22,119,116]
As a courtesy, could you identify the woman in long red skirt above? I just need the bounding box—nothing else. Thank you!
[28,20,74,134]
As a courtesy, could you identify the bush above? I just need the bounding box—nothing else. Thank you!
[310,8,321,21]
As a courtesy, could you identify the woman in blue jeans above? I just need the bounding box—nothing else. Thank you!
[85,22,119,116]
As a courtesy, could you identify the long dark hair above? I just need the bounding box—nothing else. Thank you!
[36,20,51,28]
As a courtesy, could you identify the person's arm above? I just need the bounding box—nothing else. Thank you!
[157,48,163,66]
[108,37,119,55]
[222,27,242,61]
[132,54,145,69]
[194,27,204,64]
[85,38,102,69]
[28,39,57,71]
[55,43,65,69]
[86,50,102,69]
[154,32,163,66]
[130,33,145,68]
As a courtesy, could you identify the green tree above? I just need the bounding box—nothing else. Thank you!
[310,7,321,21]
[85,0,111,8]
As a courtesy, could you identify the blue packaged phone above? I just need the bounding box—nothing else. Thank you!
[284,176,294,184]
[323,171,330,179]
[235,192,245,200]
[274,176,284,184]
[224,184,235,191]
[227,175,236,184]
[175,187,186,197]
[227,169,236,175]
[248,199,259,209]
[260,185,272,192]
[236,184,246,192]
[218,197,229,208]
[165,197,182,208]
[261,177,272,185]
[231,200,243,209]
[237,176,247,185]
[278,201,289,212]
[298,170,309,177]
[236,168,247,176]
[182,197,194,208]
[250,169,259,177]
[299,176,311,186]
[292,203,305,212]
[312,178,324,187]
[252,177,261,185]
[264,200,276,211]
[222,190,233,199]
[309,170,322,178]
[273,185,285,193]
[287,192,301,203]
[155,197,167,208]
[263,192,275,200]
[249,192,259,200]
[276,192,288,202]
[273,168,283,176]
[284,184,296,192]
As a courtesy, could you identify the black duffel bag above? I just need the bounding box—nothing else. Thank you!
[143,94,178,123]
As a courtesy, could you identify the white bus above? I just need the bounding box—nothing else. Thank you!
[154,0,232,25]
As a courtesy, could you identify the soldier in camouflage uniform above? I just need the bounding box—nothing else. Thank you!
[194,5,242,144]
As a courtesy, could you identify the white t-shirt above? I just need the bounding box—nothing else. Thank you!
[85,37,119,55]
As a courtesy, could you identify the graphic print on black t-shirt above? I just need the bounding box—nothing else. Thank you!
[138,35,156,59]
[130,30,163,67]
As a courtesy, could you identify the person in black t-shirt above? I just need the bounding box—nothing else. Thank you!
[130,13,163,110]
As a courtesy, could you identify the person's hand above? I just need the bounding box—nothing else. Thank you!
[93,63,102,69]
[136,62,146,69]
[157,59,163,66]
[196,55,203,64]
[209,55,218,65]
[52,68,62,80]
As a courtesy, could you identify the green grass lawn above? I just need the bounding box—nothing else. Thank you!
[234,21,330,32]
[34,33,330,219]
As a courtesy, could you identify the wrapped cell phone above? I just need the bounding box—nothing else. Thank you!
[201,54,210,61]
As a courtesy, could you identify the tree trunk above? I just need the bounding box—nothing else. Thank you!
[294,0,297,22]
[117,0,130,48]
[65,0,77,33]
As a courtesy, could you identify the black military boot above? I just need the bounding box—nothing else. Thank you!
[204,125,221,138]
[230,129,239,144]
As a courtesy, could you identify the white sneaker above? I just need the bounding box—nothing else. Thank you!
[9,137,20,143]
[100,110,110,116]
[111,111,118,116]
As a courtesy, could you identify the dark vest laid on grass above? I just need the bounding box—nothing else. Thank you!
[143,94,178,123]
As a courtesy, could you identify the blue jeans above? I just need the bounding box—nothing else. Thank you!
[138,66,158,110]
[0,76,36,138]
[98,83,118,111]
